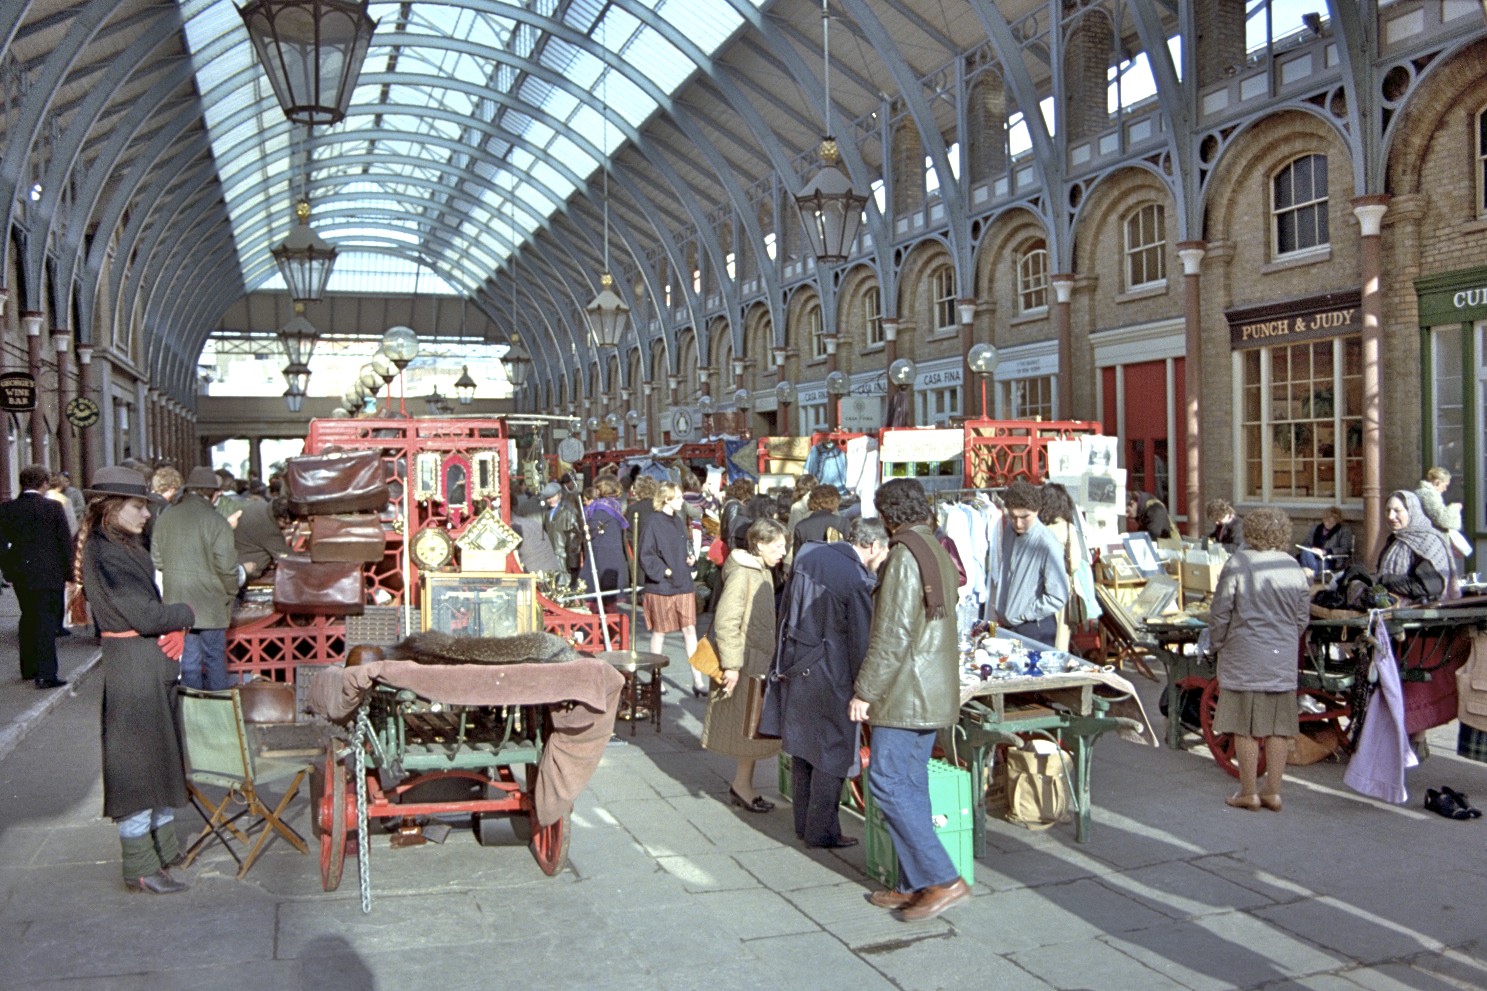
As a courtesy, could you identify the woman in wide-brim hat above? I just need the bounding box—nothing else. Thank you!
[78,466,196,893]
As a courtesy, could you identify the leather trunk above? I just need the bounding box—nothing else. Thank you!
[283,449,390,516]
[309,514,387,563]
[273,554,365,616]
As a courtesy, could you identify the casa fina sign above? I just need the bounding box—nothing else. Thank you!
[1226,290,1361,350]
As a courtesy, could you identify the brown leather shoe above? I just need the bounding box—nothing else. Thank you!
[867,888,917,909]
[894,878,970,921]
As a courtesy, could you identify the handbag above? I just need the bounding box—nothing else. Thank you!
[687,631,724,683]
[272,554,365,616]
[742,676,776,740]
[1063,535,1089,627]
[283,449,390,517]
[309,514,387,563]
[1003,740,1072,830]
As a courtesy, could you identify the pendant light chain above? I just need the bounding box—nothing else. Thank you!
[822,0,831,139]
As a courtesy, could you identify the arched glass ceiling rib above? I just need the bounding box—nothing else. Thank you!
[180,0,765,292]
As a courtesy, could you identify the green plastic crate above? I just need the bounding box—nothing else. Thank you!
[863,758,975,888]
[776,753,857,806]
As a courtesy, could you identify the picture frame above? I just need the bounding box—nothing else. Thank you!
[471,451,500,501]
[443,454,471,517]
[421,572,541,638]
[1121,531,1164,577]
[413,451,442,502]
[1101,550,1141,584]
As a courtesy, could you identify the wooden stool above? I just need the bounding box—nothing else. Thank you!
[598,651,669,736]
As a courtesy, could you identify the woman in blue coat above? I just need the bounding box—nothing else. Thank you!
[760,517,889,847]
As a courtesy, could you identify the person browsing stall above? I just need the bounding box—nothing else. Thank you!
[639,481,702,695]
[994,480,1070,645]
[850,479,969,922]
[1206,508,1311,813]
[763,517,889,848]
[1376,490,1454,604]
[703,518,788,814]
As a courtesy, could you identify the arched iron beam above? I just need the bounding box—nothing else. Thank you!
[25,7,183,308]
[965,2,1064,266]
[1326,0,1381,196]
[834,0,969,286]
[0,0,134,296]
[1126,0,1194,239]
[60,68,210,339]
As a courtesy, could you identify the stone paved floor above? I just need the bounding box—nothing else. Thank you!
[0,602,1485,990]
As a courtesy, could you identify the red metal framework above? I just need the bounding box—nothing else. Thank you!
[227,416,628,685]
[962,419,1103,488]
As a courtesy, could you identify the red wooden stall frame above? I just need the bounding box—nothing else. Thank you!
[226,416,628,685]
[961,418,1103,488]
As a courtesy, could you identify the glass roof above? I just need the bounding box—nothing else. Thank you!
[180,0,765,295]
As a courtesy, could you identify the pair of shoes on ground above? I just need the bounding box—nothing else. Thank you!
[33,676,68,690]
[124,870,189,894]
[866,878,972,921]
[727,788,774,814]
[1225,792,1282,812]
[1425,786,1481,820]
[805,835,858,850]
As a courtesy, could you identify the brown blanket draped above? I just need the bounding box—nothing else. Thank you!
[309,658,625,826]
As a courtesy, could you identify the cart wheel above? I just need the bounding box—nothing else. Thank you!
[530,811,570,876]
[318,740,349,892]
[1200,679,1267,780]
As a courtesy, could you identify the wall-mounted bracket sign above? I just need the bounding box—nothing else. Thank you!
[0,372,36,412]
[65,396,101,428]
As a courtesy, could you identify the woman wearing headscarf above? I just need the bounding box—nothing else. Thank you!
[1376,489,1454,604]
[79,467,196,893]
[582,476,629,604]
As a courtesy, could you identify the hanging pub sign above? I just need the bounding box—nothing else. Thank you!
[0,371,36,412]
[66,396,101,429]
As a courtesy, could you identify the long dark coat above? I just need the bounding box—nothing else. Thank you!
[759,541,876,778]
[84,528,197,820]
[583,500,629,599]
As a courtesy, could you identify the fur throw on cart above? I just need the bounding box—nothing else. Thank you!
[390,631,579,666]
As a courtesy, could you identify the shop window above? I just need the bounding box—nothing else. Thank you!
[1018,242,1049,314]
[931,266,957,333]
[1272,154,1329,258]
[1124,203,1166,290]
[914,385,961,427]
[1429,326,1467,509]
[801,401,828,434]
[1477,108,1487,218]
[864,287,884,347]
[1239,336,1362,502]
[806,303,826,360]
[1000,375,1055,420]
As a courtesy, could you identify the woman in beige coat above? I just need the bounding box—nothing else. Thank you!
[703,517,787,812]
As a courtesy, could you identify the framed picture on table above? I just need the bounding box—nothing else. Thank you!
[1122,531,1164,577]
[1100,550,1141,584]
[421,572,540,638]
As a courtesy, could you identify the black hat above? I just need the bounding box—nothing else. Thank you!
[84,466,150,498]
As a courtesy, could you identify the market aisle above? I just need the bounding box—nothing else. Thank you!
[1,626,1485,990]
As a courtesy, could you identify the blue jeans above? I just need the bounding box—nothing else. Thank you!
[868,726,959,893]
[1005,616,1057,647]
[180,628,228,690]
[116,807,174,838]
[1299,550,1325,578]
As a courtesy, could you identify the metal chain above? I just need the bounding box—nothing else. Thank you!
[354,709,372,914]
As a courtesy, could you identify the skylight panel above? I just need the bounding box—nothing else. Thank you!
[626,29,689,92]
[604,74,650,130]
[659,0,744,52]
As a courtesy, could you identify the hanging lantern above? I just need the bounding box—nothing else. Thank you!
[272,200,338,302]
[503,338,531,389]
[454,365,477,405]
[282,361,311,396]
[239,0,378,127]
[585,272,631,350]
[792,3,867,265]
[277,304,319,368]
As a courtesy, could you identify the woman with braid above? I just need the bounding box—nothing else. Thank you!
[79,467,196,893]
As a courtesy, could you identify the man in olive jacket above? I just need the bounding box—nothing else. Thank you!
[850,478,970,922]
[152,466,239,689]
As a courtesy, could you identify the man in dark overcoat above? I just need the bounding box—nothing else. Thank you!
[151,466,238,689]
[760,517,888,848]
[0,464,75,687]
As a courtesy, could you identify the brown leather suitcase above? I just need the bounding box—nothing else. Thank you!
[272,554,365,616]
[283,449,390,516]
[308,514,387,563]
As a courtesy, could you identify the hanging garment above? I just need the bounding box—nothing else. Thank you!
[1344,612,1418,804]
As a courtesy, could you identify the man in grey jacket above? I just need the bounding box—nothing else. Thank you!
[994,480,1069,645]
[152,466,239,689]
